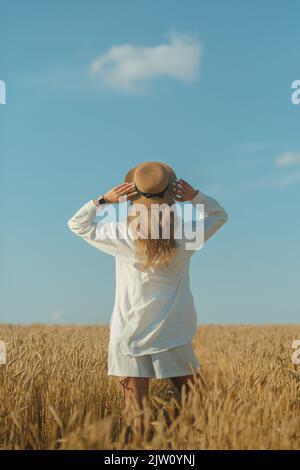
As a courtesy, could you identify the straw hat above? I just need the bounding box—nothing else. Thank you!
[125,161,177,206]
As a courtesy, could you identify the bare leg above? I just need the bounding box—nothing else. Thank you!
[170,374,195,398]
[119,377,149,443]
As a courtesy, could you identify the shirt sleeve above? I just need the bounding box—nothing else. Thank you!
[179,190,228,254]
[190,190,228,243]
[67,200,119,256]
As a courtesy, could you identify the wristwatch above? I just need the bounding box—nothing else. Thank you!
[97,195,107,206]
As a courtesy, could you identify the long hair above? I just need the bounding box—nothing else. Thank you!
[127,202,178,270]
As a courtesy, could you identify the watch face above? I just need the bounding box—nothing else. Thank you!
[99,197,106,205]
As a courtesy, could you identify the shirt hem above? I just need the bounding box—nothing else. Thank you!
[119,336,196,357]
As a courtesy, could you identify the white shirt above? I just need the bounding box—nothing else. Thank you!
[67,190,228,356]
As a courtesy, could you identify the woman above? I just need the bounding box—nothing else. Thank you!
[67,161,228,436]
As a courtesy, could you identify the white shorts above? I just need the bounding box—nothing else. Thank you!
[107,338,200,379]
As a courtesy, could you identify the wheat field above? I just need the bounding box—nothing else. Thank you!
[0,324,299,450]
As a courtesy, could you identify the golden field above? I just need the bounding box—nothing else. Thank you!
[0,324,300,450]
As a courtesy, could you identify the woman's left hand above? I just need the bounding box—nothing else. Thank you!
[173,179,199,202]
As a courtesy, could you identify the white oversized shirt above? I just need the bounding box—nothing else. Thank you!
[67,191,228,356]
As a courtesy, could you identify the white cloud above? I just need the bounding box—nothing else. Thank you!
[242,170,300,190]
[236,141,268,155]
[275,151,300,168]
[89,32,202,92]
[268,171,300,188]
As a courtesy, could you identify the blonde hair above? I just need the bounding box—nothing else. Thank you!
[127,203,178,269]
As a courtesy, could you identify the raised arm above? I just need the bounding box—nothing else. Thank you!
[174,178,228,244]
[67,183,137,256]
[190,190,228,242]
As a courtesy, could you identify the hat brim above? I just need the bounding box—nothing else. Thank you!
[125,162,177,206]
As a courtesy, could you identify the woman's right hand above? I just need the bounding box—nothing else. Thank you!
[103,182,138,204]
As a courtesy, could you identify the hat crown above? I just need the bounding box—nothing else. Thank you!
[134,162,168,193]
[125,161,177,206]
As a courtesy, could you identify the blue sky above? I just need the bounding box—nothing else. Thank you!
[0,0,299,325]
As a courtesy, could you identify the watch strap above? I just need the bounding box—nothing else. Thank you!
[97,195,107,205]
